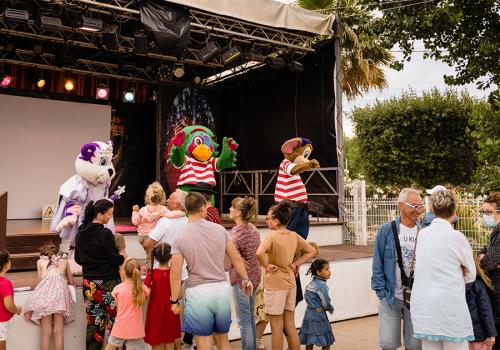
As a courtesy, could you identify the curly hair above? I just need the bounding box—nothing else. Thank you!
[484,192,500,210]
[431,189,456,218]
[145,181,166,206]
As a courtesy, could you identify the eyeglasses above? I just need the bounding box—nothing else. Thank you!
[480,210,500,215]
[402,202,425,211]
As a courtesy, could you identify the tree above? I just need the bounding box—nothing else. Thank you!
[373,0,500,91]
[297,0,393,99]
[351,89,479,189]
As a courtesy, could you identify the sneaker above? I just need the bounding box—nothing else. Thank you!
[256,338,265,350]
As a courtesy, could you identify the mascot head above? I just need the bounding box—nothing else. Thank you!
[75,141,115,185]
[183,125,218,162]
[281,137,313,165]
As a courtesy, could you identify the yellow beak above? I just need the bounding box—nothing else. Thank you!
[192,144,212,161]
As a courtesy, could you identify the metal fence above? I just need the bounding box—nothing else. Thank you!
[343,197,490,251]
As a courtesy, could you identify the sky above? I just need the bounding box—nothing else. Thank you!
[342,45,494,137]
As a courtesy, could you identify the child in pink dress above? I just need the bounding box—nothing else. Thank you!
[132,181,184,247]
[106,259,150,350]
[24,243,75,350]
[0,250,22,349]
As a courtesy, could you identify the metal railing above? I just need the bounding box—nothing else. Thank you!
[218,167,340,217]
[343,197,490,251]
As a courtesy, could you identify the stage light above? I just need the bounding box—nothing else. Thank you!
[244,51,265,63]
[64,79,75,91]
[287,60,304,74]
[173,63,185,78]
[134,30,148,55]
[221,46,242,65]
[123,88,135,103]
[39,15,63,31]
[193,76,202,85]
[36,77,46,88]
[196,41,220,62]
[102,23,121,50]
[0,74,13,88]
[266,57,286,70]
[4,7,29,25]
[33,44,43,55]
[96,84,109,100]
[79,16,103,32]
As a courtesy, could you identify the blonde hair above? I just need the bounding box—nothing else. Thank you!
[124,259,146,308]
[231,196,257,222]
[475,256,494,290]
[145,181,166,206]
[113,233,126,252]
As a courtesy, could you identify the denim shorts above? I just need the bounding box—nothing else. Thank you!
[183,281,232,336]
[378,298,422,350]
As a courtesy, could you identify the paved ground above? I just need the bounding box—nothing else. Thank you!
[230,315,404,349]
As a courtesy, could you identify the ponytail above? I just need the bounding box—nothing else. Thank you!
[82,199,114,225]
[125,259,145,308]
[149,243,172,291]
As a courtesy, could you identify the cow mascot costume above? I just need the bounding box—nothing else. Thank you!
[50,141,125,246]
[274,137,320,239]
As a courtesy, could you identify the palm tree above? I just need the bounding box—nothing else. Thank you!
[297,0,393,99]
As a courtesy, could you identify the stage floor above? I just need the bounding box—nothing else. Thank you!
[8,244,373,289]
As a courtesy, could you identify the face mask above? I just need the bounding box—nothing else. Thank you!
[483,214,496,228]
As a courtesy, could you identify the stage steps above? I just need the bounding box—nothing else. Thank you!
[5,223,61,271]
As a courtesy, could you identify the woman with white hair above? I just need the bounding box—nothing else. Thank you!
[411,189,476,350]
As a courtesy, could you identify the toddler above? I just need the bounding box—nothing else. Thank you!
[0,250,22,350]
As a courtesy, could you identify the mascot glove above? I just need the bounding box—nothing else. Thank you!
[171,131,186,147]
[55,204,82,232]
[226,138,239,151]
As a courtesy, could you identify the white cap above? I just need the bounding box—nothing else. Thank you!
[426,185,447,195]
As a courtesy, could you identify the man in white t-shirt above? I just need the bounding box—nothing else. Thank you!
[372,188,424,350]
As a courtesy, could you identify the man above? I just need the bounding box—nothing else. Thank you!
[170,192,252,350]
[191,182,221,224]
[371,188,424,350]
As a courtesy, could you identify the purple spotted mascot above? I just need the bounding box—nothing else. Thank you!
[50,141,125,246]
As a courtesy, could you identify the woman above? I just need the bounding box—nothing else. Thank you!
[229,196,261,350]
[478,192,500,349]
[256,201,316,350]
[411,189,476,350]
[75,199,125,350]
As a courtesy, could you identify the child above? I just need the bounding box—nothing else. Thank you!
[0,250,22,350]
[24,242,75,350]
[299,259,335,350]
[106,259,150,350]
[113,233,127,280]
[132,181,184,247]
[144,243,182,350]
[466,257,497,350]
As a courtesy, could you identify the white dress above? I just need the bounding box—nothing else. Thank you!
[411,218,476,342]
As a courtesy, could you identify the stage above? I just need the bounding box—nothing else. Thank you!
[5,223,377,348]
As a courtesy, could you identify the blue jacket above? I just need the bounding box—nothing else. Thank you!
[304,276,334,313]
[371,218,421,305]
[466,278,497,341]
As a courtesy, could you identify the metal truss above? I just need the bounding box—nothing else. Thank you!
[56,0,320,53]
[218,167,339,217]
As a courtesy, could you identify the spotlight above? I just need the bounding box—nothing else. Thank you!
[39,15,62,31]
[64,78,75,91]
[102,23,121,50]
[96,84,109,100]
[266,57,286,70]
[79,16,103,32]
[287,60,304,74]
[123,88,135,103]
[157,64,170,81]
[244,51,266,63]
[36,77,46,88]
[193,76,202,85]
[0,74,13,88]
[173,63,185,78]
[221,46,242,65]
[33,44,43,55]
[196,41,220,62]
[4,7,29,25]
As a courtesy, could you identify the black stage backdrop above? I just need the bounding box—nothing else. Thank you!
[158,41,339,217]
[110,102,157,217]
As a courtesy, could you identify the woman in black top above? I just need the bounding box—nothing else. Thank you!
[75,199,124,350]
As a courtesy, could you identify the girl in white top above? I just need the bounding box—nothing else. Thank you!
[411,189,476,350]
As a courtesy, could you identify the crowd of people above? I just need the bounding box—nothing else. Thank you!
[372,188,500,350]
[0,181,336,350]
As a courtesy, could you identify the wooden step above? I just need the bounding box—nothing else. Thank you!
[6,233,61,254]
[9,253,39,271]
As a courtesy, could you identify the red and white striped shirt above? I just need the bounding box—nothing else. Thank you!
[177,156,218,186]
[274,159,308,203]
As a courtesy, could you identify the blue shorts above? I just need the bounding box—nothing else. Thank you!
[183,281,232,336]
[288,207,310,239]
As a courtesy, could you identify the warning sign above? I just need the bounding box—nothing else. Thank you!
[42,204,56,220]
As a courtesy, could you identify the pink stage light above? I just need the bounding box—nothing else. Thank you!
[1,74,13,88]
[96,87,109,100]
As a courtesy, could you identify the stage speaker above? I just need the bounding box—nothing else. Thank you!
[102,24,120,50]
